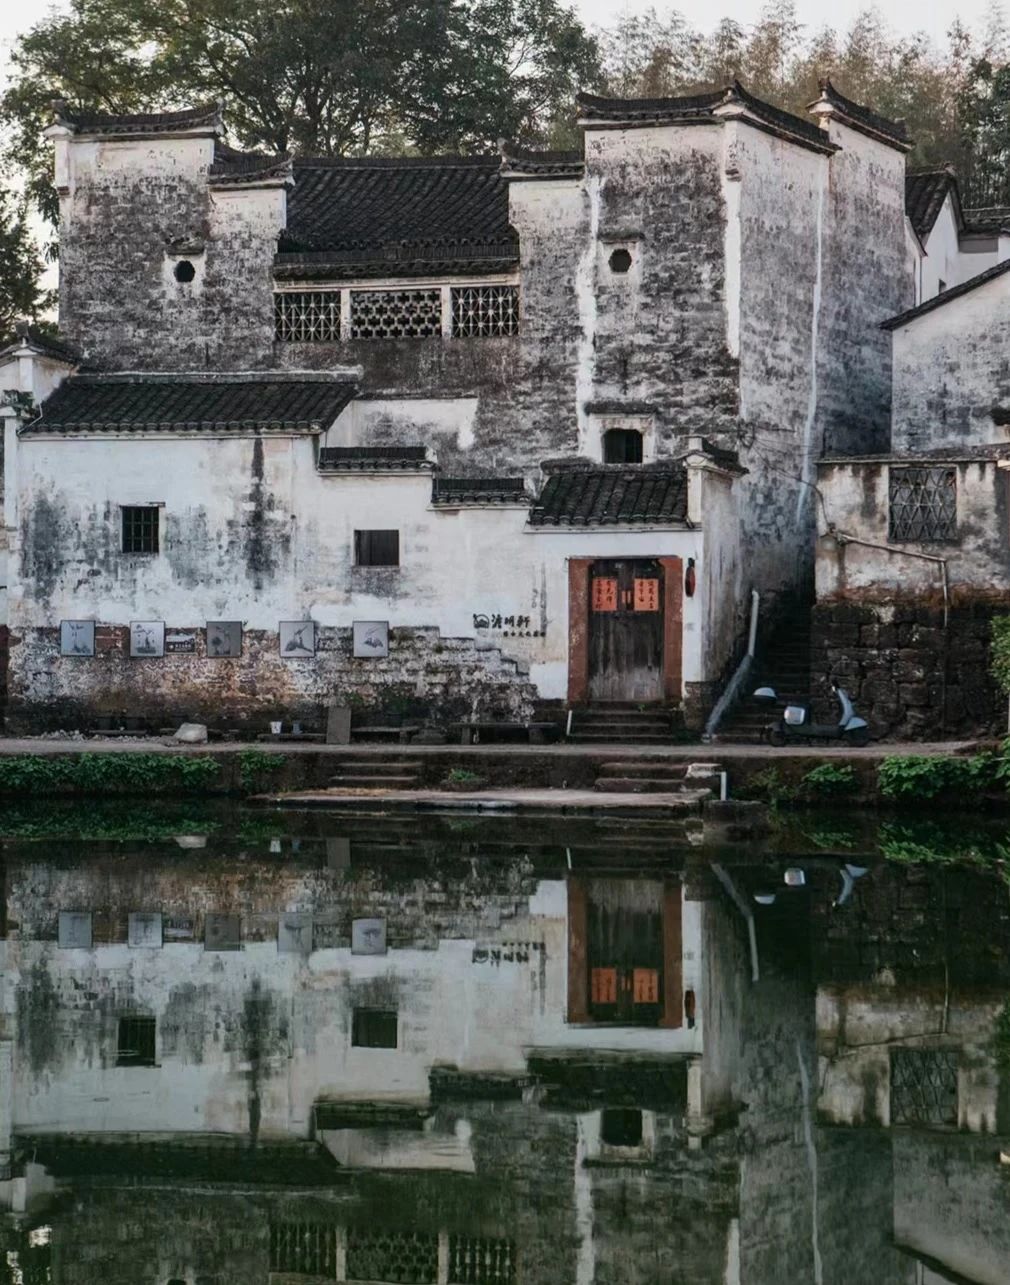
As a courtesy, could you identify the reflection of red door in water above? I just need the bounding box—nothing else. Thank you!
[589,560,664,702]
[566,876,683,1029]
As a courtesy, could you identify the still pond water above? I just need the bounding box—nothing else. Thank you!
[1,801,1008,1284]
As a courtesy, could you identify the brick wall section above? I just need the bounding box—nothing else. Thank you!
[6,625,536,732]
[811,601,1006,739]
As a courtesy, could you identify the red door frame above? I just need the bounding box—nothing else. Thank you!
[567,555,683,705]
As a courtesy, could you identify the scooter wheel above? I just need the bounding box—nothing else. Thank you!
[845,726,870,748]
[767,726,787,748]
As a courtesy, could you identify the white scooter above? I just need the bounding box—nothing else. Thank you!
[754,683,870,748]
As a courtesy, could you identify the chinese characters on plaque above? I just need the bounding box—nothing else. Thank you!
[633,578,660,612]
[472,612,540,637]
[591,577,618,612]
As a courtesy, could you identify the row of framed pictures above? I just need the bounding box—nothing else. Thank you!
[60,619,391,660]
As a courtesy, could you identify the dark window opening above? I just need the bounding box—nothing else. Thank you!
[603,428,644,464]
[352,1008,398,1048]
[122,505,159,554]
[354,529,400,567]
[609,247,633,273]
[117,1015,156,1067]
[601,1106,643,1147]
[174,259,196,283]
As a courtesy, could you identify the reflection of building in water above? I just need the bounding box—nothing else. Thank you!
[1,825,1009,1282]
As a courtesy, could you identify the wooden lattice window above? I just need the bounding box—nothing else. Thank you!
[346,1228,438,1282]
[269,1223,338,1275]
[350,288,441,339]
[121,505,159,554]
[890,1048,958,1126]
[274,290,342,341]
[451,286,519,337]
[448,1235,517,1284]
[888,466,957,542]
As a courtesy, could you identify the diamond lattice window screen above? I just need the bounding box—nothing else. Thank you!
[888,466,957,542]
[274,291,342,341]
[346,1228,439,1283]
[890,1047,959,1126]
[350,288,441,339]
[448,1235,517,1284]
[451,286,520,337]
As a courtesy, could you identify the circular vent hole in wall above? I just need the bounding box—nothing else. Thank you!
[174,260,197,283]
[609,247,633,274]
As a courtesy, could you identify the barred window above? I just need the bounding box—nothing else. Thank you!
[355,529,400,567]
[350,288,441,339]
[346,1228,438,1283]
[451,285,520,337]
[274,290,342,342]
[352,1008,398,1048]
[121,505,159,554]
[117,1016,156,1067]
[888,466,957,542]
[449,1235,517,1284]
[270,1223,337,1275]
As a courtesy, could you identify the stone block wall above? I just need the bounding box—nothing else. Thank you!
[811,602,1006,740]
[6,624,537,733]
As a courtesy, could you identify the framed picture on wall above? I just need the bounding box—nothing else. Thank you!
[352,620,390,658]
[207,621,242,658]
[60,620,96,657]
[130,620,165,658]
[279,620,316,658]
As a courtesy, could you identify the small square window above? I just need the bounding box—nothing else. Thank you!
[354,530,399,567]
[352,1008,398,1048]
[601,1106,643,1147]
[603,428,644,463]
[121,506,159,554]
[117,1015,156,1067]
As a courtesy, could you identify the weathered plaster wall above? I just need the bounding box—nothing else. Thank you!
[57,133,282,371]
[816,458,1010,599]
[7,435,713,726]
[6,859,704,1136]
[817,120,911,455]
[891,274,1010,452]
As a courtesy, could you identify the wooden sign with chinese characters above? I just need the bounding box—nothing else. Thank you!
[591,578,618,612]
[591,967,618,1004]
[633,578,660,612]
[632,968,660,1004]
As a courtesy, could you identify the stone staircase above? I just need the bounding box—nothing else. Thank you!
[594,760,723,795]
[568,705,680,744]
[329,758,423,790]
[714,603,813,744]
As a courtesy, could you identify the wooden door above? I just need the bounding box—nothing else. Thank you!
[588,560,664,702]
[587,878,664,1026]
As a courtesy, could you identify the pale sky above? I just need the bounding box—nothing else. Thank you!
[0,0,1002,76]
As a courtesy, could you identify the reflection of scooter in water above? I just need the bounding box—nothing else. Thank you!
[754,683,870,747]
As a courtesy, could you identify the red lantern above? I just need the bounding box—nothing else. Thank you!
[685,558,696,597]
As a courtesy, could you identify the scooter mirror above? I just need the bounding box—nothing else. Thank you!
[754,686,777,702]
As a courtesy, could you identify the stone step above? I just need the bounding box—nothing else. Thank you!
[597,761,689,778]
[328,775,420,789]
[577,708,673,720]
[569,733,676,744]
[595,779,713,795]
[573,720,672,735]
[333,760,424,772]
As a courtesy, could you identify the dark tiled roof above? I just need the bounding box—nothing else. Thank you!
[24,372,358,434]
[281,156,517,275]
[905,168,959,237]
[18,1134,341,1186]
[821,444,1010,464]
[0,324,80,365]
[432,476,528,504]
[963,205,1010,234]
[210,141,291,187]
[529,465,689,527]
[51,101,221,137]
[318,445,433,471]
[500,144,584,180]
[881,258,1010,330]
[577,84,834,153]
[813,79,911,150]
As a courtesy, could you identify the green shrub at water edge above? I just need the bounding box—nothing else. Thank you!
[237,749,287,791]
[0,753,221,794]
[877,753,995,800]
[801,763,858,798]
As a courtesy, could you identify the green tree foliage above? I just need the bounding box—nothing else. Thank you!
[0,189,54,334]
[1,0,600,233]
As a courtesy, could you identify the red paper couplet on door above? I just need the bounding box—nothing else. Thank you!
[591,578,618,612]
[633,578,660,611]
[632,968,659,1004]
[591,967,618,1003]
